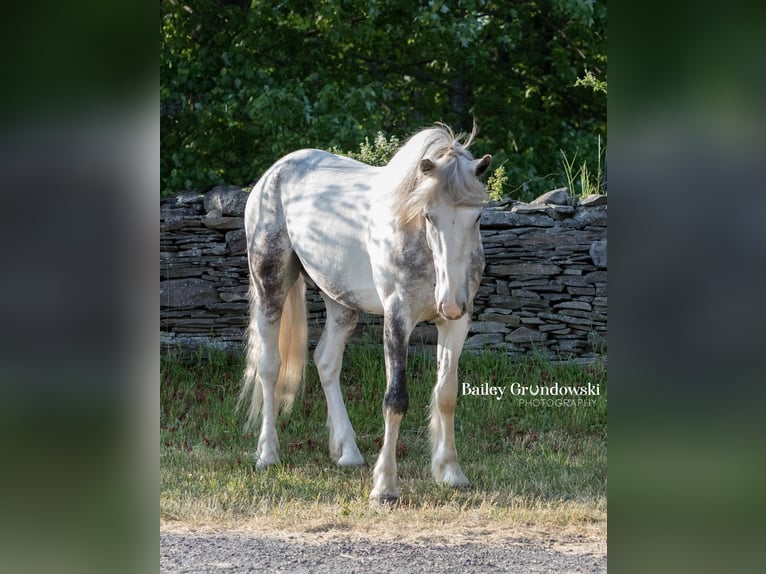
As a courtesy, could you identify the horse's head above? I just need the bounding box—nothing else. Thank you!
[420,151,491,320]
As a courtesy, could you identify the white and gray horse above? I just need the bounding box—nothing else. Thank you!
[239,124,491,501]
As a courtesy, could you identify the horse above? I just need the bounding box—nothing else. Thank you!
[238,124,492,502]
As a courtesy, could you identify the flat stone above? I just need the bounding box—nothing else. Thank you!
[560,309,595,319]
[176,244,229,256]
[204,185,249,216]
[554,301,593,312]
[487,295,526,310]
[511,289,541,299]
[571,205,607,227]
[531,187,571,206]
[464,333,505,348]
[538,323,568,332]
[545,204,576,220]
[162,216,204,231]
[469,321,508,334]
[580,194,607,207]
[590,239,607,268]
[506,326,547,343]
[219,291,248,302]
[540,293,570,301]
[160,278,220,307]
[533,283,566,293]
[477,313,521,326]
[554,339,584,352]
[480,307,512,315]
[225,229,247,255]
[480,210,554,229]
[505,278,549,288]
[488,263,562,276]
[539,312,593,326]
[203,211,245,230]
[511,203,550,214]
[160,263,205,280]
[175,191,205,205]
[567,286,596,296]
[585,270,608,284]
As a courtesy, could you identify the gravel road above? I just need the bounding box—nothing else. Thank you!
[161,530,606,573]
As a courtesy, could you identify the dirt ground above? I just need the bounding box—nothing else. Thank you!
[160,521,607,573]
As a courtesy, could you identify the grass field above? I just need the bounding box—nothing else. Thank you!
[160,343,607,541]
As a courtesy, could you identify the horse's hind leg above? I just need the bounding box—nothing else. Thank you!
[430,317,471,487]
[253,311,283,467]
[248,232,301,468]
[314,297,364,466]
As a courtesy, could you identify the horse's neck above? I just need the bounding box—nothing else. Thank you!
[368,193,424,250]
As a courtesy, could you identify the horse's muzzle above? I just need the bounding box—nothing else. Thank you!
[438,300,467,320]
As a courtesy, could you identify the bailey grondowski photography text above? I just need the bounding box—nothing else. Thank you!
[462,381,602,407]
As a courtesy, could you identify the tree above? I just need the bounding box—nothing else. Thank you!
[161,0,606,200]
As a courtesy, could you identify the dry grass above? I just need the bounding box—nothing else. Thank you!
[161,496,606,555]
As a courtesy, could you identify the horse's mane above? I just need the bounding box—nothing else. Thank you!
[386,124,488,225]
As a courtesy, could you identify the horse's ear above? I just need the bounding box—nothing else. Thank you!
[474,154,492,177]
[420,158,436,175]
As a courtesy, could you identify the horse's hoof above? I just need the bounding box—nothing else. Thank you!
[440,467,471,489]
[337,454,365,467]
[254,455,280,469]
[369,494,400,507]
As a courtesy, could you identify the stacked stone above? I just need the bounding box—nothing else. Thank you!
[160,186,606,360]
[470,188,607,359]
[160,187,250,353]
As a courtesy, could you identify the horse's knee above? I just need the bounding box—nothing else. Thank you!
[313,353,337,386]
[434,389,456,413]
[257,353,281,385]
[384,387,409,415]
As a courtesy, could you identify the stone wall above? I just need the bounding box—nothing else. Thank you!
[161,186,607,359]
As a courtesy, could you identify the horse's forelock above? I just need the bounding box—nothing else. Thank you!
[388,125,487,225]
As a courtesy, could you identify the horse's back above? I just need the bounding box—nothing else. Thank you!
[247,148,384,314]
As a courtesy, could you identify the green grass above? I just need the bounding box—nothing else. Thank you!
[560,134,606,198]
[161,344,606,536]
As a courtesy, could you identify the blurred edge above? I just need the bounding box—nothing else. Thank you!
[0,2,157,574]
[610,1,766,573]
[2,0,766,572]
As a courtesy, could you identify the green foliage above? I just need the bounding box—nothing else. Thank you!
[161,0,606,200]
[331,132,401,167]
[486,162,508,201]
[560,134,605,197]
[576,69,608,95]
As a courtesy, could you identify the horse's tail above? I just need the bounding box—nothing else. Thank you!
[238,276,308,431]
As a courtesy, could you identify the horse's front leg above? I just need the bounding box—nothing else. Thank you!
[430,315,471,487]
[370,305,412,502]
